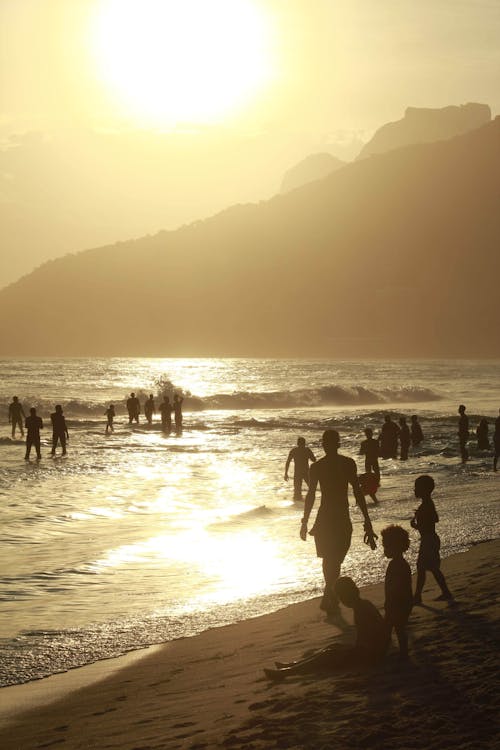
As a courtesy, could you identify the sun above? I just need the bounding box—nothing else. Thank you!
[90,0,273,127]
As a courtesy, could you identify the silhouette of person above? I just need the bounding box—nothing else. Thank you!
[358,472,379,505]
[300,429,377,615]
[379,414,400,459]
[25,407,43,460]
[173,394,183,433]
[359,427,380,482]
[494,409,500,472]
[476,418,490,450]
[144,394,156,425]
[398,416,410,460]
[126,393,140,424]
[159,396,172,433]
[411,475,452,604]
[458,404,469,463]
[410,415,424,447]
[50,405,69,456]
[8,396,25,438]
[381,525,413,660]
[105,404,115,434]
[264,577,389,680]
[284,437,316,499]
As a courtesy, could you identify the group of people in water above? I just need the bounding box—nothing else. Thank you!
[7,391,185,459]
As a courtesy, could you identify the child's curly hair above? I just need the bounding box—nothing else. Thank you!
[381,524,410,553]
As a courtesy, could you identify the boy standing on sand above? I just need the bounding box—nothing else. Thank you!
[300,429,377,615]
[284,437,316,499]
[381,525,413,659]
[264,576,389,680]
[411,475,453,604]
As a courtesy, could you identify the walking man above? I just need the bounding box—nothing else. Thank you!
[8,396,25,438]
[25,407,43,460]
[284,437,316,499]
[300,429,377,615]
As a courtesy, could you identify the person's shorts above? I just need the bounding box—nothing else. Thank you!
[417,533,441,571]
[311,510,352,561]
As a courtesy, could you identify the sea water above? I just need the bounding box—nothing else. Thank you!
[0,358,498,686]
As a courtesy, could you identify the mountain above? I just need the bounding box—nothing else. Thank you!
[280,153,345,193]
[357,103,491,159]
[0,118,498,357]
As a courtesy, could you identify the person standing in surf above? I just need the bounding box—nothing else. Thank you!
[105,404,115,434]
[379,414,400,459]
[158,395,172,433]
[458,404,469,463]
[126,393,140,424]
[144,394,156,426]
[300,429,377,616]
[50,405,69,456]
[398,416,411,460]
[493,408,500,472]
[410,415,424,447]
[359,427,380,482]
[173,394,184,433]
[284,437,316,499]
[25,407,43,460]
[8,396,25,439]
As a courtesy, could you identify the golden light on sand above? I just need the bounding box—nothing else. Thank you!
[91,0,273,127]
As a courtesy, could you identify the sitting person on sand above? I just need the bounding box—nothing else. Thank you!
[264,576,389,680]
[381,525,413,659]
[411,475,453,604]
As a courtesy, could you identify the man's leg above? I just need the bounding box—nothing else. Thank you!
[25,438,32,460]
[321,556,342,613]
[60,434,67,455]
[35,439,41,459]
[413,568,426,603]
[51,434,57,455]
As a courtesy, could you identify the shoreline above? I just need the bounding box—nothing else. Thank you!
[0,539,498,749]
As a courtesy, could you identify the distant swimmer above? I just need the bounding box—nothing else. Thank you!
[493,409,500,472]
[379,414,400,459]
[458,404,469,464]
[8,396,25,438]
[359,428,380,481]
[25,407,43,460]
[105,404,115,434]
[410,415,424,447]
[398,416,410,461]
[284,437,316,500]
[300,429,377,616]
[144,394,156,426]
[158,396,172,433]
[173,394,184,433]
[476,418,490,450]
[126,393,140,424]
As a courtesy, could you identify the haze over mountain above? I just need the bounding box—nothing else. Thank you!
[0,117,498,358]
[357,103,491,160]
[280,153,346,194]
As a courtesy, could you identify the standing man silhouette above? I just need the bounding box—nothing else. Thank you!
[493,409,500,472]
[126,393,140,424]
[159,396,172,433]
[173,394,184,433]
[458,404,469,464]
[284,437,316,499]
[300,429,377,615]
[8,396,25,438]
[50,405,69,456]
[25,407,43,460]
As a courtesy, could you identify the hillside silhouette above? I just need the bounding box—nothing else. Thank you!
[357,103,491,159]
[280,153,345,194]
[0,118,498,357]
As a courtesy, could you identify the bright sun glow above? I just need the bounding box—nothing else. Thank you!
[91,0,272,126]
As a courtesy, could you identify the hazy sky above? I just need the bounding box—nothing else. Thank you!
[1,0,499,288]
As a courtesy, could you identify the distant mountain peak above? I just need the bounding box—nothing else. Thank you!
[280,152,345,194]
[357,102,491,160]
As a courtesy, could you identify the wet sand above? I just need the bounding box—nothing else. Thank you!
[0,540,498,750]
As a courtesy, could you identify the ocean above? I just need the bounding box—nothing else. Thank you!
[0,358,499,687]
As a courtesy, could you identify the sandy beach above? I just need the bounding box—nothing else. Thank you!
[0,540,498,750]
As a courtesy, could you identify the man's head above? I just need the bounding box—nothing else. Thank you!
[381,525,410,559]
[364,427,373,438]
[384,414,392,423]
[131,392,135,398]
[297,437,306,447]
[55,405,62,413]
[335,576,360,608]
[414,474,435,498]
[322,429,340,454]
[30,407,36,416]
[411,415,418,423]
[399,416,406,426]
[458,404,466,415]
[13,396,18,403]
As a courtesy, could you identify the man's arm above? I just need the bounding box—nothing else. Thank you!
[348,460,377,549]
[308,448,316,463]
[300,462,319,540]
[284,449,293,480]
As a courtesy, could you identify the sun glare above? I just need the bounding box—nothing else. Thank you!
[91,0,273,127]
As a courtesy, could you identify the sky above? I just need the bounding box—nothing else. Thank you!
[1,0,499,289]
